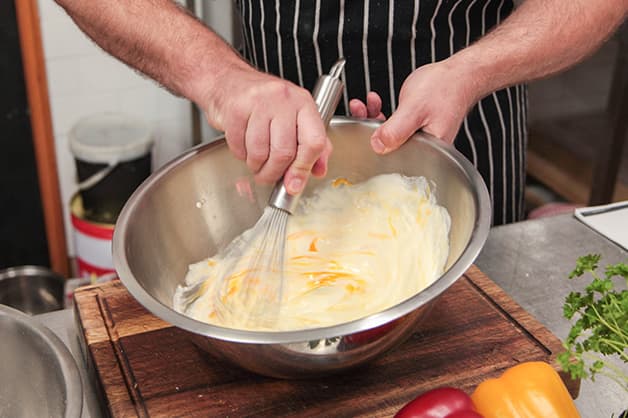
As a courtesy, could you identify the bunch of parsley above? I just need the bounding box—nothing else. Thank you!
[557,254,628,392]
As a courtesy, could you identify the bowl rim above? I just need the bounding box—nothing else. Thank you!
[0,304,83,417]
[113,117,491,344]
[0,265,66,283]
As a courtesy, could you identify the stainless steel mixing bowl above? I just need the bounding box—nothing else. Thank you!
[0,304,83,418]
[113,117,491,378]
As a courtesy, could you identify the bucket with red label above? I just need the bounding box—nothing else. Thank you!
[70,193,116,279]
[69,113,153,225]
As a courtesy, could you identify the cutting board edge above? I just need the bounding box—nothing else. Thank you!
[74,287,151,418]
[464,265,581,397]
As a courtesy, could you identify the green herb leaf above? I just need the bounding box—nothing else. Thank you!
[560,255,628,393]
[569,254,601,278]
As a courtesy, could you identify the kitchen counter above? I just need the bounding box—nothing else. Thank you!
[475,214,627,418]
[37,214,627,418]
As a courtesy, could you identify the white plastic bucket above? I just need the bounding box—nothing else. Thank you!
[70,194,116,279]
[69,113,153,224]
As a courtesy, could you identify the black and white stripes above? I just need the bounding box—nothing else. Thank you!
[235,0,526,225]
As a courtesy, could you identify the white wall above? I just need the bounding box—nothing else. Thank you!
[37,0,194,257]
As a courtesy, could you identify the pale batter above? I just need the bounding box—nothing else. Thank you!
[174,174,451,331]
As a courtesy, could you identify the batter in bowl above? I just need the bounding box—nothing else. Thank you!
[174,173,451,331]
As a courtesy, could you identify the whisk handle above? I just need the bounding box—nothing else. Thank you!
[313,58,346,125]
[268,58,346,214]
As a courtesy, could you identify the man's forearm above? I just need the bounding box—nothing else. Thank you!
[54,0,249,108]
[451,0,628,100]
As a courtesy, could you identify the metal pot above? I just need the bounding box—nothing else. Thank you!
[0,304,83,418]
[113,117,491,378]
[0,265,65,315]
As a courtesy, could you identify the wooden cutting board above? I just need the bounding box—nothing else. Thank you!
[73,265,579,418]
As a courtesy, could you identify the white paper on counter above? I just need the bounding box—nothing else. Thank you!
[574,201,628,251]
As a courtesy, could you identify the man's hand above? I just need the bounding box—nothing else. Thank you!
[352,0,627,156]
[373,60,478,152]
[53,0,331,196]
[350,59,479,154]
[205,66,332,195]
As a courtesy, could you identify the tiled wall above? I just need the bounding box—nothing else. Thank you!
[37,0,206,257]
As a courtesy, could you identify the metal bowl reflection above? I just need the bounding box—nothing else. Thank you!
[113,117,491,378]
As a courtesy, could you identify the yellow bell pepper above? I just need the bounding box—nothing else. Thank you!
[471,361,580,418]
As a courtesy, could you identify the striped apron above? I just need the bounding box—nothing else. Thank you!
[235,0,527,225]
